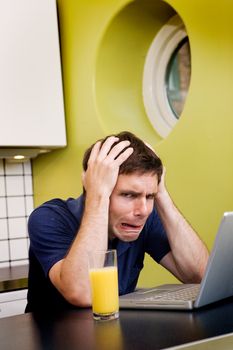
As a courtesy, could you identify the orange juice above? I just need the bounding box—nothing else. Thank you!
[89,266,119,314]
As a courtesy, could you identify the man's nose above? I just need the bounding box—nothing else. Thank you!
[134,199,148,216]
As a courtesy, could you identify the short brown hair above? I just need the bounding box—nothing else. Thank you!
[82,131,163,182]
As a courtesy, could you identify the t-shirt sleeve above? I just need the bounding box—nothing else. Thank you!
[28,202,78,276]
[144,208,171,263]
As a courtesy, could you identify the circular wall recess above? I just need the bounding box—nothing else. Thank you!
[95,1,175,143]
[143,15,190,138]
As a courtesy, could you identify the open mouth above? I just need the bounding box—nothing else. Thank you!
[121,222,142,231]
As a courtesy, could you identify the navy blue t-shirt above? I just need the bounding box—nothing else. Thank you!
[25,195,170,313]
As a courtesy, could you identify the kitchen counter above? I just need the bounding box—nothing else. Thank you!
[1,298,233,350]
[0,265,28,293]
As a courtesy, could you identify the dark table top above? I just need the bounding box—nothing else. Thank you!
[0,265,28,292]
[1,297,233,350]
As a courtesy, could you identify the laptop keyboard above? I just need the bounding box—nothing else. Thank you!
[144,285,200,302]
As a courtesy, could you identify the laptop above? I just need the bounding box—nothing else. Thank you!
[120,212,233,310]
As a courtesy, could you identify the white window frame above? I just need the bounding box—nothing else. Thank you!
[143,15,188,138]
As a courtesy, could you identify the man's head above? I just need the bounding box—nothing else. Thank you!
[82,131,163,181]
[83,131,163,242]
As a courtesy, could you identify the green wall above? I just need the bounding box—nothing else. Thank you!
[32,0,233,287]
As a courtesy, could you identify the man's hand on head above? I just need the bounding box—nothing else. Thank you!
[157,166,166,193]
[143,141,167,198]
[82,136,133,198]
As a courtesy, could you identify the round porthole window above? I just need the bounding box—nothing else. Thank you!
[143,15,191,138]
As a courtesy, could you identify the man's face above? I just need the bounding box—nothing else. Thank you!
[108,172,158,242]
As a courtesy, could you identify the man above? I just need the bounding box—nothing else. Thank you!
[25,131,209,313]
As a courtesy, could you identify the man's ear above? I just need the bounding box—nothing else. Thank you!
[81,171,86,189]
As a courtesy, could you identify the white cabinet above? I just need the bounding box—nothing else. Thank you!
[0,0,66,152]
[0,289,27,318]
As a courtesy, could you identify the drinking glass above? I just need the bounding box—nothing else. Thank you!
[88,249,119,321]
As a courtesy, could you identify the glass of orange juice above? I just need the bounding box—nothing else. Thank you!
[88,249,119,321]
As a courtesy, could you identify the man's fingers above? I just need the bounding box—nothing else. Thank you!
[81,171,86,188]
[105,140,131,161]
[87,141,102,165]
[161,166,166,181]
[88,136,133,168]
[114,146,134,166]
[97,136,119,160]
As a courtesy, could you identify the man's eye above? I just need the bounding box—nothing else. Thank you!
[147,195,155,200]
[122,193,133,198]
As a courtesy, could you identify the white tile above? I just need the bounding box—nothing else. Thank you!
[24,175,33,195]
[5,162,23,175]
[0,219,8,239]
[6,176,24,196]
[25,196,34,216]
[23,160,32,175]
[11,259,29,266]
[10,238,28,260]
[0,241,9,261]
[7,197,25,217]
[8,217,27,238]
[0,261,10,268]
[0,198,7,218]
[0,176,5,196]
[0,160,4,175]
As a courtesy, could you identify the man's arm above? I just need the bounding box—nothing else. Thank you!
[155,169,209,283]
[49,137,133,307]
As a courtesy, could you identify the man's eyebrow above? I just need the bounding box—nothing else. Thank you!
[120,190,140,194]
[120,190,156,196]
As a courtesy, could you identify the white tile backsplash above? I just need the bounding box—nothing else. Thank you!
[0,159,33,267]
[6,176,25,196]
[8,217,27,238]
[25,196,34,216]
[7,197,26,217]
[24,175,33,195]
[0,241,9,261]
[0,197,7,218]
[0,261,10,268]
[23,160,32,175]
[11,259,29,267]
[0,219,8,239]
[0,176,5,196]
[10,238,28,260]
[5,162,23,175]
